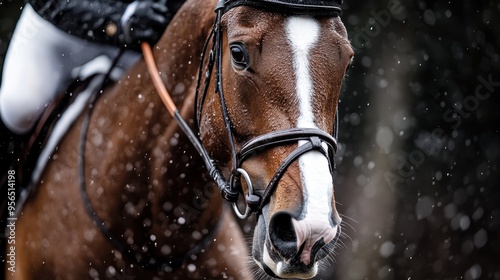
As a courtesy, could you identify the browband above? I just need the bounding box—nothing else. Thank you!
[222,0,342,16]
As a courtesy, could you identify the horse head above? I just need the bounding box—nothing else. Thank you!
[193,0,354,278]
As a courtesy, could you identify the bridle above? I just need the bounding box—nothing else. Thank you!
[157,0,344,219]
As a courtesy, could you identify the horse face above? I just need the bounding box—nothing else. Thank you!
[200,6,353,279]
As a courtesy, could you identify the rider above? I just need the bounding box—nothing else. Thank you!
[0,0,185,173]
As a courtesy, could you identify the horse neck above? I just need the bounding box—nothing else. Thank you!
[87,0,221,240]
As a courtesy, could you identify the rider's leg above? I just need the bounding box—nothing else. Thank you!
[0,4,139,135]
[0,4,72,135]
[0,4,54,181]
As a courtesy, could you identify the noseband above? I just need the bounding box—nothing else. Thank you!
[192,0,343,218]
[230,128,338,218]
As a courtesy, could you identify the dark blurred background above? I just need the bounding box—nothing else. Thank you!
[333,0,500,279]
[1,0,499,279]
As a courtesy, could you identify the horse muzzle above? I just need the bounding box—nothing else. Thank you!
[254,211,340,279]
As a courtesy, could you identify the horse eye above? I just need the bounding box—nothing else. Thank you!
[230,44,249,69]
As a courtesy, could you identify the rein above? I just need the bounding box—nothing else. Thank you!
[141,43,238,203]
[142,0,343,219]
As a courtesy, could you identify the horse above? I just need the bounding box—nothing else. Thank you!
[7,0,353,279]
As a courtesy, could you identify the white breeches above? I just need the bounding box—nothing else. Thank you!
[0,4,140,134]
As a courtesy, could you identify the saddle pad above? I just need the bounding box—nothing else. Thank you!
[14,55,124,217]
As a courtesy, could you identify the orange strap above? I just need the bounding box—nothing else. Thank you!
[141,42,176,116]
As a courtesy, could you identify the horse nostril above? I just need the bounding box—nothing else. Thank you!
[269,212,297,259]
[310,238,326,261]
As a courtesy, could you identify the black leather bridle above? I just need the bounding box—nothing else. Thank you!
[194,0,343,218]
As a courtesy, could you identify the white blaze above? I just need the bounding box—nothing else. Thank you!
[286,16,337,253]
[260,16,338,277]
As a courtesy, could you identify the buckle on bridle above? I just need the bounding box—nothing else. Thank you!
[310,136,323,149]
[230,168,260,219]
